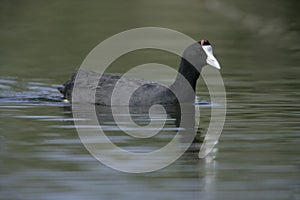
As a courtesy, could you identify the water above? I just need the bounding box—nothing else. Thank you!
[0,0,299,199]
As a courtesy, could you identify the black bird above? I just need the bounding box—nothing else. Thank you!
[58,40,220,106]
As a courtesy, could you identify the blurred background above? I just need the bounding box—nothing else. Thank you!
[0,0,299,200]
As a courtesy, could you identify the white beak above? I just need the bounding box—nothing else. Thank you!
[202,45,221,69]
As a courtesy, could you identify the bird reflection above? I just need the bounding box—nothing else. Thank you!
[94,102,203,154]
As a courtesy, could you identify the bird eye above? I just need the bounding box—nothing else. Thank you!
[200,40,211,46]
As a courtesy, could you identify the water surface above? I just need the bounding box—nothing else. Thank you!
[0,0,299,200]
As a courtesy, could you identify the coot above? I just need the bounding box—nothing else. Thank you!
[58,40,220,105]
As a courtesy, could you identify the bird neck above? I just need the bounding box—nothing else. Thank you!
[170,58,200,102]
[171,58,200,91]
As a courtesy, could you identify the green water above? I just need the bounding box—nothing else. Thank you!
[0,0,299,199]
